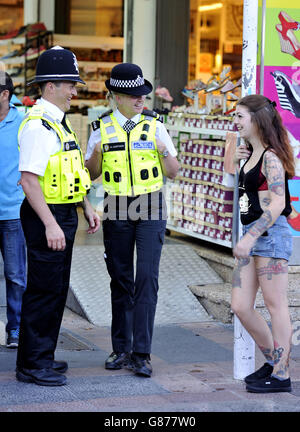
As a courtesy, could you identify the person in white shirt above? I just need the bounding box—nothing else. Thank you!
[85,63,179,377]
[16,46,100,387]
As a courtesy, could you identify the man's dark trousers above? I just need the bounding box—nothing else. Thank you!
[17,198,78,370]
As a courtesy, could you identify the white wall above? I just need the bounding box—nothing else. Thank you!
[131,0,156,108]
[24,0,55,31]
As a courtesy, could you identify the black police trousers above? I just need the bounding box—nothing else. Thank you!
[17,198,78,370]
[103,218,166,354]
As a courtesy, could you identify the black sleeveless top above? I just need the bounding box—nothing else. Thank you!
[238,149,291,225]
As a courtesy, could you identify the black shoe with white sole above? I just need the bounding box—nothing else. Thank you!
[244,363,273,384]
[6,329,19,348]
[246,375,291,393]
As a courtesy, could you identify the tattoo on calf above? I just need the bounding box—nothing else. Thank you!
[257,258,288,280]
[258,345,273,362]
[272,342,290,377]
[232,257,250,288]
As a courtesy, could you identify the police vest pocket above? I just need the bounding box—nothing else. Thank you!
[43,155,60,198]
[75,168,91,193]
[61,172,75,198]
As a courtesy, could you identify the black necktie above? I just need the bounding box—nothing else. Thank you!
[123,119,136,133]
[61,114,71,133]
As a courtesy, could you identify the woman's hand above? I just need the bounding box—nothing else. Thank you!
[233,234,255,259]
[234,144,251,164]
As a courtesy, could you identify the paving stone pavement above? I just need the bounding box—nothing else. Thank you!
[1,213,300,417]
[1,308,300,415]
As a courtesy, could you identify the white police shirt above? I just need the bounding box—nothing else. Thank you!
[85,109,177,161]
[19,98,64,176]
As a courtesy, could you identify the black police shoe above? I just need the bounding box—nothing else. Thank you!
[16,368,67,386]
[52,360,68,374]
[244,363,273,384]
[127,354,152,377]
[105,352,130,370]
[246,375,291,393]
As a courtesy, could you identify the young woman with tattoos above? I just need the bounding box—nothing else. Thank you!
[231,94,295,393]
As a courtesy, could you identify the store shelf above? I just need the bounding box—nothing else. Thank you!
[165,116,235,249]
[52,34,123,109]
[78,61,119,68]
[53,34,124,50]
[70,99,105,107]
[1,50,44,64]
[0,30,52,98]
[0,36,25,46]
[166,224,232,248]
[166,124,229,138]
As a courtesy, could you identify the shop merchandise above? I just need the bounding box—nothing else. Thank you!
[275,11,300,61]
[0,23,52,99]
[164,112,235,247]
[155,86,173,102]
[205,66,231,93]
[271,70,300,118]
[0,22,47,40]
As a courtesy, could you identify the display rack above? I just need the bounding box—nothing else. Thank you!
[53,34,124,107]
[165,112,236,248]
[0,31,53,98]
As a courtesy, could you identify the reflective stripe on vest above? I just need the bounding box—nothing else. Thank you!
[18,105,91,204]
[99,113,163,196]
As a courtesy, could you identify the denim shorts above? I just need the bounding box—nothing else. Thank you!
[242,215,293,261]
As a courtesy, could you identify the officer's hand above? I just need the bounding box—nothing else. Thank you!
[45,223,66,251]
[156,138,167,154]
[86,211,101,234]
[82,198,101,234]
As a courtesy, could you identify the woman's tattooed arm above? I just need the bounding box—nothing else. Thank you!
[248,151,286,239]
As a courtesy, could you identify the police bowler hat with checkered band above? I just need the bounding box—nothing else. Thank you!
[105,63,152,96]
[28,46,85,85]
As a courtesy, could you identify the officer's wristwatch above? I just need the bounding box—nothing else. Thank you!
[159,149,169,158]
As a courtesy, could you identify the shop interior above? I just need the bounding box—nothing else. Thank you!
[176,0,243,116]
[0,0,243,116]
[0,0,243,247]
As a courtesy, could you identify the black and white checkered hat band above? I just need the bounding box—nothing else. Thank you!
[110,75,144,88]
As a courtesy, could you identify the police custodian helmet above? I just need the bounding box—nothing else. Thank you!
[28,45,85,85]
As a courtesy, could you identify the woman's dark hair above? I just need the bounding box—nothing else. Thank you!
[237,94,295,178]
[0,72,14,101]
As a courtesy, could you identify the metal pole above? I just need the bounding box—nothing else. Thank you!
[259,0,267,94]
[233,0,261,380]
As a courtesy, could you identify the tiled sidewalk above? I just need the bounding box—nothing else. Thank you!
[0,308,300,413]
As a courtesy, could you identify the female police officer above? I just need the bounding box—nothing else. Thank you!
[85,63,179,377]
[16,46,100,386]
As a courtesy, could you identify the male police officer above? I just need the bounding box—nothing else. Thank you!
[85,63,179,377]
[16,46,100,386]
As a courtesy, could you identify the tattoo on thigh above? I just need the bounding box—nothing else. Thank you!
[232,258,250,288]
[257,258,288,280]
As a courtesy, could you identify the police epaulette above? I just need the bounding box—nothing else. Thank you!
[41,119,52,130]
[99,109,113,119]
[142,109,163,123]
[91,120,100,131]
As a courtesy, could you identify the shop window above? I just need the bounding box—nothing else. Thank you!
[70,0,124,36]
[0,0,24,36]
[189,0,243,84]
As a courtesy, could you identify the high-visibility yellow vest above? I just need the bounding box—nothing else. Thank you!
[96,111,163,196]
[18,104,90,204]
